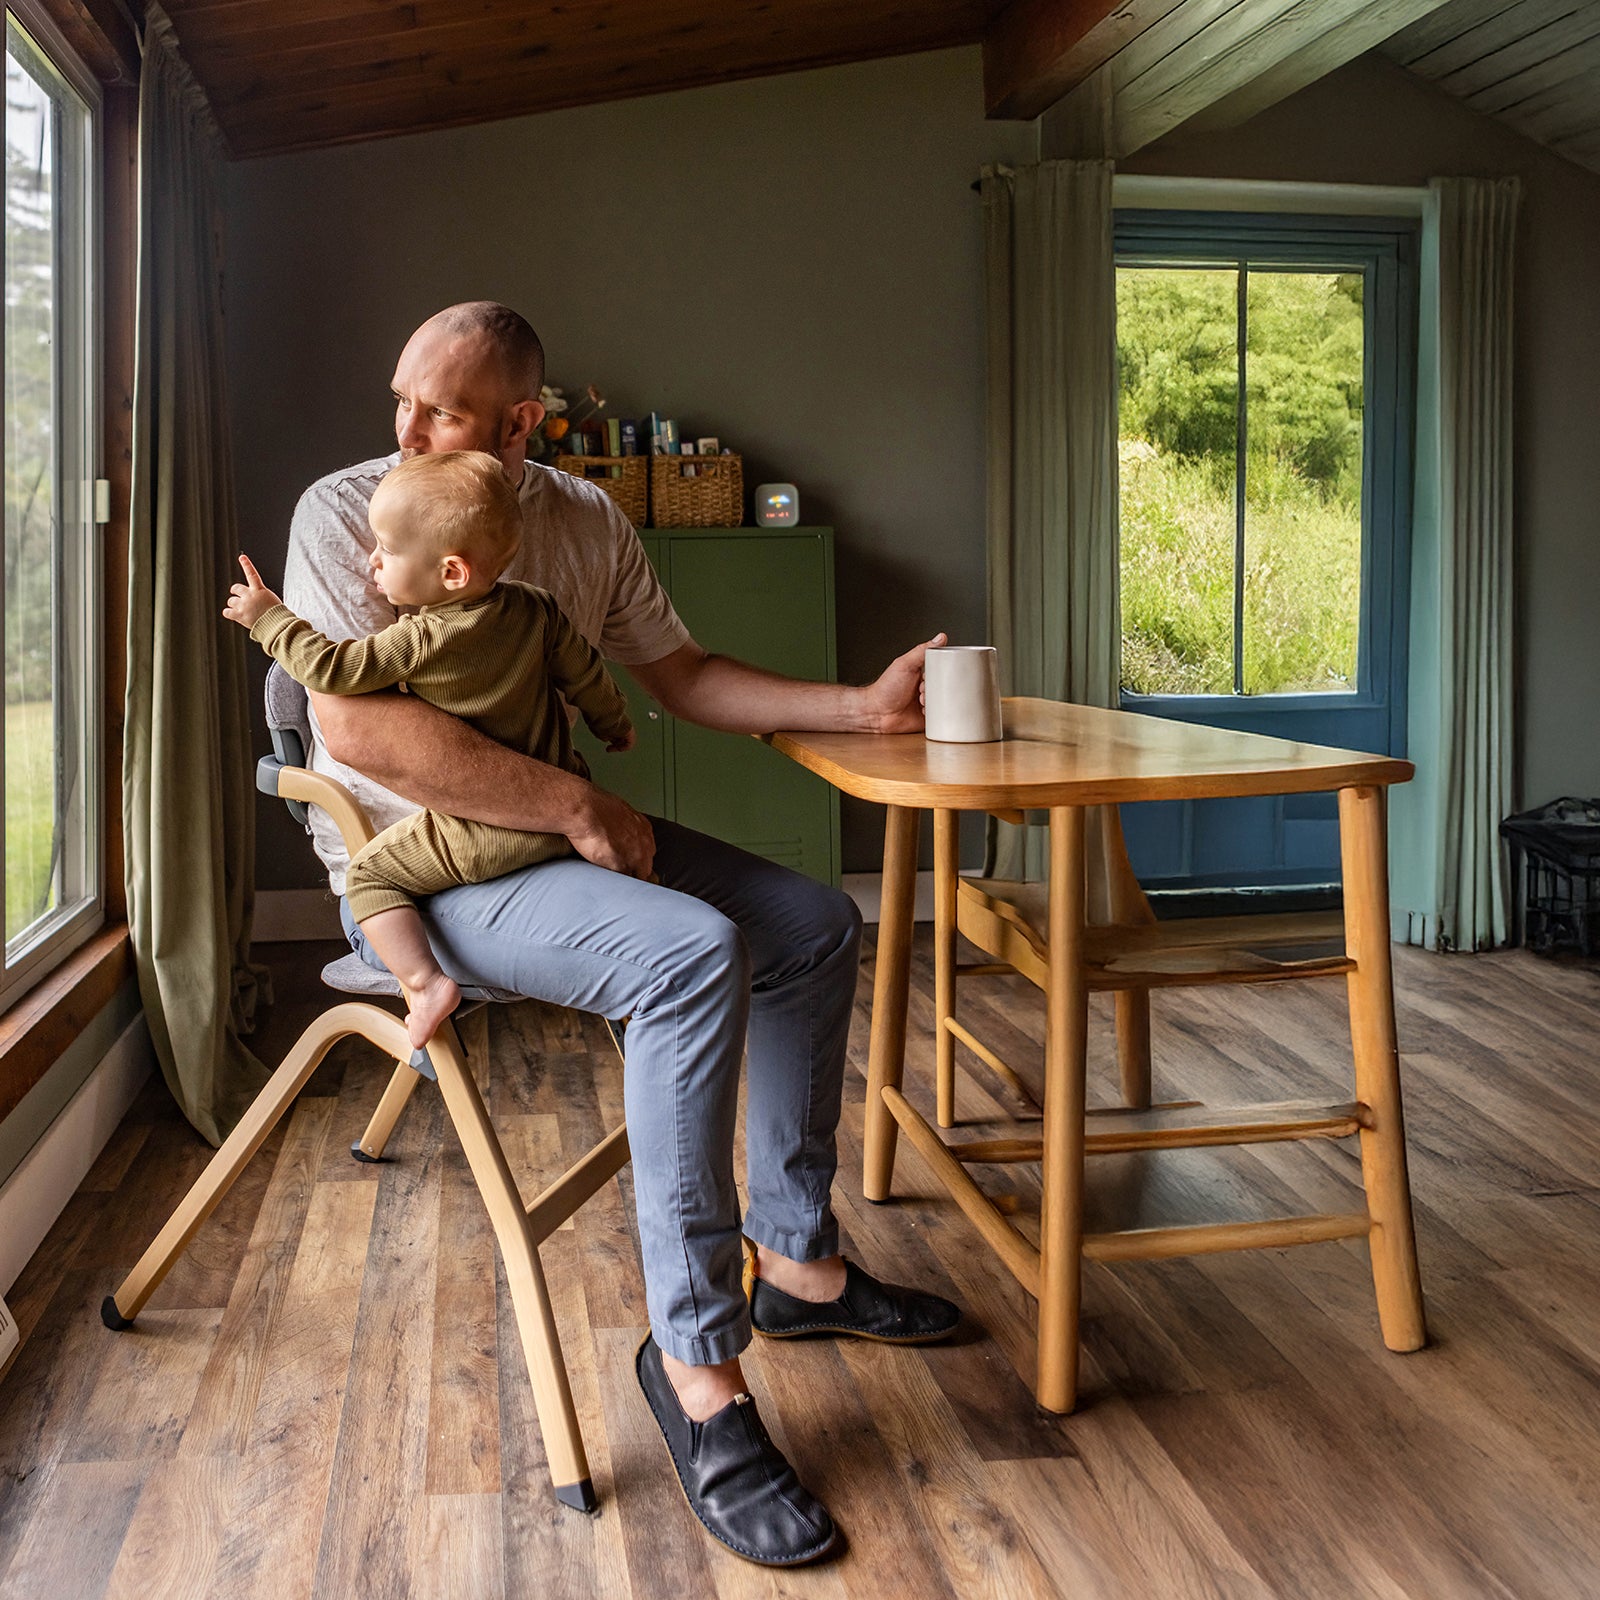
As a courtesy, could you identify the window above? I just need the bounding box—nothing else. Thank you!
[1115,213,1414,717]
[1112,211,1417,891]
[1118,262,1366,697]
[2,3,101,1010]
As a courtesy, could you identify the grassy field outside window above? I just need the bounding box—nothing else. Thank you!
[1117,265,1365,697]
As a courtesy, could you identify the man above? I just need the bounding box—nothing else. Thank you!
[283,301,958,1567]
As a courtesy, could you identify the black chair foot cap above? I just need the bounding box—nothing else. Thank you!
[101,1296,134,1331]
[349,1141,385,1164]
[554,1479,597,1515]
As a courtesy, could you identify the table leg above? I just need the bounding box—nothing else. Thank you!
[934,808,959,1129]
[1037,806,1088,1412]
[864,805,921,1202]
[1339,784,1427,1353]
[1114,991,1153,1111]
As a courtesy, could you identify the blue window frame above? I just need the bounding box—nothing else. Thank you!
[1113,211,1419,890]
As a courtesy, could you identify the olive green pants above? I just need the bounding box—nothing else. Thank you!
[344,809,571,922]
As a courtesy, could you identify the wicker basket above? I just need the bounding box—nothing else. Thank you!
[553,455,648,527]
[649,452,744,528]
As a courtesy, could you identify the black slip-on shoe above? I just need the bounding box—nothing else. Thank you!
[635,1334,839,1568]
[748,1257,961,1344]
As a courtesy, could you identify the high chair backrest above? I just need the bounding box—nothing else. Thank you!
[262,661,314,829]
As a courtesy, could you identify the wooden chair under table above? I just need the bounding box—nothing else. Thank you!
[101,664,629,1513]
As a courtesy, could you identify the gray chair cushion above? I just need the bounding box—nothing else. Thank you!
[321,953,404,996]
[320,951,521,1006]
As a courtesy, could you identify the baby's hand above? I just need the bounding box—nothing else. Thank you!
[223,554,282,629]
[606,724,636,754]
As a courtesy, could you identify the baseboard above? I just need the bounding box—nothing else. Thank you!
[0,1016,154,1297]
[842,871,937,925]
[254,888,343,942]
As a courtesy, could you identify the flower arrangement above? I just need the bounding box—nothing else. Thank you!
[529,383,606,459]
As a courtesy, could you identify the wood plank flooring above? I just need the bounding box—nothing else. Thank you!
[2,932,1598,1598]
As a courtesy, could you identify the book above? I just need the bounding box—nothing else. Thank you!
[605,417,622,477]
[696,436,720,457]
[681,440,697,479]
[620,418,638,456]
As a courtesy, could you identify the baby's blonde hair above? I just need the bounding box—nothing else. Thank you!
[370,450,521,576]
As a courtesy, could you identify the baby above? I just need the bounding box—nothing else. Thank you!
[225,449,634,1048]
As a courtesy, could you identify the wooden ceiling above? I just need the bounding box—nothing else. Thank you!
[157,0,1600,171]
[1382,0,1600,176]
[157,0,1014,158]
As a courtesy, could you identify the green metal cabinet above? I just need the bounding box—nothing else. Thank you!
[572,528,840,886]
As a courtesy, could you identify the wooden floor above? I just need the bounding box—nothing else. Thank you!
[2,931,1599,1598]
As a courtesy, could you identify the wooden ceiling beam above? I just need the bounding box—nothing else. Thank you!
[981,0,1187,120]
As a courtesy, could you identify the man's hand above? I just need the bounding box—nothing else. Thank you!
[860,632,947,734]
[569,784,656,879]
[606,723,636,754]
[223,554,282,629]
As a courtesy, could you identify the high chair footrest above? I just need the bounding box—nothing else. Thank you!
[555,1478,598,1514]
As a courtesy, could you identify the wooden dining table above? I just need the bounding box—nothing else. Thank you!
[769,698,1427,1411]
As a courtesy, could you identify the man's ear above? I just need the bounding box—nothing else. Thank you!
[503,398,545,453]
[440,554,472,591]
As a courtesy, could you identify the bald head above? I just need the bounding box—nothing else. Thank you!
[420,301,545,403]
[391,303,547,471]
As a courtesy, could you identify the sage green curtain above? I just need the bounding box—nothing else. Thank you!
[981,160,1120,880]
[1429,176,1519,952]
[124,5,267,1145]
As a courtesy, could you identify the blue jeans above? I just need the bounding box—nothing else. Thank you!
[341,816,863,1366]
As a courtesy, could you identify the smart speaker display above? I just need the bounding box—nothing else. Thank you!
[756,483,800,527]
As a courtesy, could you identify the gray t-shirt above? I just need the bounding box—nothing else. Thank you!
[281,453,688,891]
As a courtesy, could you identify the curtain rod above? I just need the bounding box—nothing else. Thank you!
[970,171,1428,216]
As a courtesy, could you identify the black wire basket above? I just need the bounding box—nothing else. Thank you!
[1499,797,1600,957]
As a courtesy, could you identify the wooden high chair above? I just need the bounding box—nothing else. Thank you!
[101,664,629,1513]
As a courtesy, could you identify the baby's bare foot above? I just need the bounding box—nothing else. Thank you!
[405,973,460,1049]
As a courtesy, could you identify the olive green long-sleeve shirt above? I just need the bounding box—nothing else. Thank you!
[250,580,632,780]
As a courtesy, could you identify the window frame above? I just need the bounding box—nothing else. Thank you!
[1113,209,1418,744]
[1,0,105,1014]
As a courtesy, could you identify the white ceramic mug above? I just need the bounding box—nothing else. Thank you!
[924,645,1003,743]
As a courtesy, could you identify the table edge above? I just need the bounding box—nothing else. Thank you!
[765,731,1415,806]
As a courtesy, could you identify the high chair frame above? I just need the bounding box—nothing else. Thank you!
[102,664,628,1512]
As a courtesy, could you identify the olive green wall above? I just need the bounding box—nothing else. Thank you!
[223,47,1037,883]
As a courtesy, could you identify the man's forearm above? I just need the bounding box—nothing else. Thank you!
[639,649,875,735]
[314,689,593,832]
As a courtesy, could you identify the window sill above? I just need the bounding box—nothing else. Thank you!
[0,925,133,1124]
